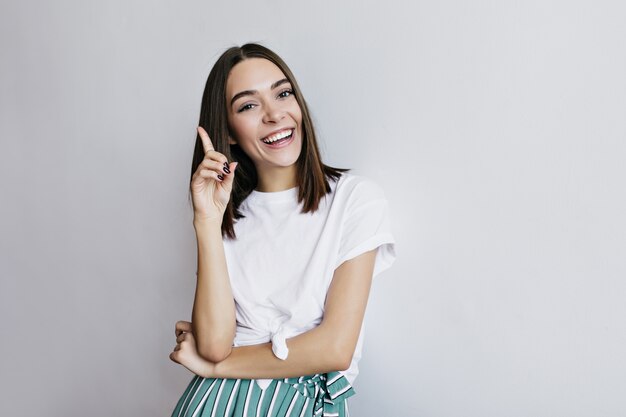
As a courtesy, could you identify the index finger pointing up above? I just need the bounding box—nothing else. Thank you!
[197,126,215,153]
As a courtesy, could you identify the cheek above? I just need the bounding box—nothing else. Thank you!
[289,104,303,127]
[230,116,257,142]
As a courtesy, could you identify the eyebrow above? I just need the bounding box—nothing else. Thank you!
[230,78,291,107]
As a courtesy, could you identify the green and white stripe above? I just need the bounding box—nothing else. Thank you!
[171,371,355,417]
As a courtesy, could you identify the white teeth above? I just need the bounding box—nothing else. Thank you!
[262,129,293,144]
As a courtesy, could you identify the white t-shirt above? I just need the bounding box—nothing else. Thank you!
[223,172,396,390]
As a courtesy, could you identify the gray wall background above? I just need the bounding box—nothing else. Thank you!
[2,1,625,416]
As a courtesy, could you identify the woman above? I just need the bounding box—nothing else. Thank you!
[169,43,396,417]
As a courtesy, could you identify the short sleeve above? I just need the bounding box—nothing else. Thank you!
[334,179,396,278]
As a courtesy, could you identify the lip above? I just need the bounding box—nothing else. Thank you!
[261,128,296,149]
[260,127,295,142]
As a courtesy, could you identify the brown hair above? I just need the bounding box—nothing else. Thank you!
[189,43,348,239]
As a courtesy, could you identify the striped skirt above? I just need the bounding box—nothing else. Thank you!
[170,371,356,417]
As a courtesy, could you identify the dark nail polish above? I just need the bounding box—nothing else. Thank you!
[217,174,224,181]
[223,166,231,174]
[223,162,229,168]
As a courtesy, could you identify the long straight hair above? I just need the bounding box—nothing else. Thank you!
[189,43,348,238]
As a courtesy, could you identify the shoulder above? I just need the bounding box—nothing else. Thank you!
[333,172,388,207]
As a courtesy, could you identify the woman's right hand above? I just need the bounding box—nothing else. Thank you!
[190,126,238,222]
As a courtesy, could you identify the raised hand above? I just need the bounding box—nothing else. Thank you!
[190,126,238,222]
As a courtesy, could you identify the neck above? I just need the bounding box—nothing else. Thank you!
[255,165,297,192]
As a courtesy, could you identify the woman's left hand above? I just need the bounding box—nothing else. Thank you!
[170,320,216,377]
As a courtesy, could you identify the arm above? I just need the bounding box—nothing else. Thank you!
[186,126,238,363]
[191,218,237,362]
[172,249,377,379]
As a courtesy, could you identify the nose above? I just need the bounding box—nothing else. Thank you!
[262,101,285,124]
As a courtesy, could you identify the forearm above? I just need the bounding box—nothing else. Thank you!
[175,250,376,379]
[191,218,236,361]
[211,323,347,380]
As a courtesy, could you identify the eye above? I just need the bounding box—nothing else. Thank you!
[278,89,294,99]
[237,103,255,113]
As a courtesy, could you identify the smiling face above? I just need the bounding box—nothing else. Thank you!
[226,58,303,184]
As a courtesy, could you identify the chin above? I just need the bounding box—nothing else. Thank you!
[272,147,302,168]
[269,157,300,169]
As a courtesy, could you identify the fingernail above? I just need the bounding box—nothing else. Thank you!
[217,174,224,181]
[223,166,231,174]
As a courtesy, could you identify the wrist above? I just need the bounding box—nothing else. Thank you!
[193,215,223,230]
[200,360,218,378]
[212,356,228,379]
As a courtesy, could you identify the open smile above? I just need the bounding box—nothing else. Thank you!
[261,128,295,147]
